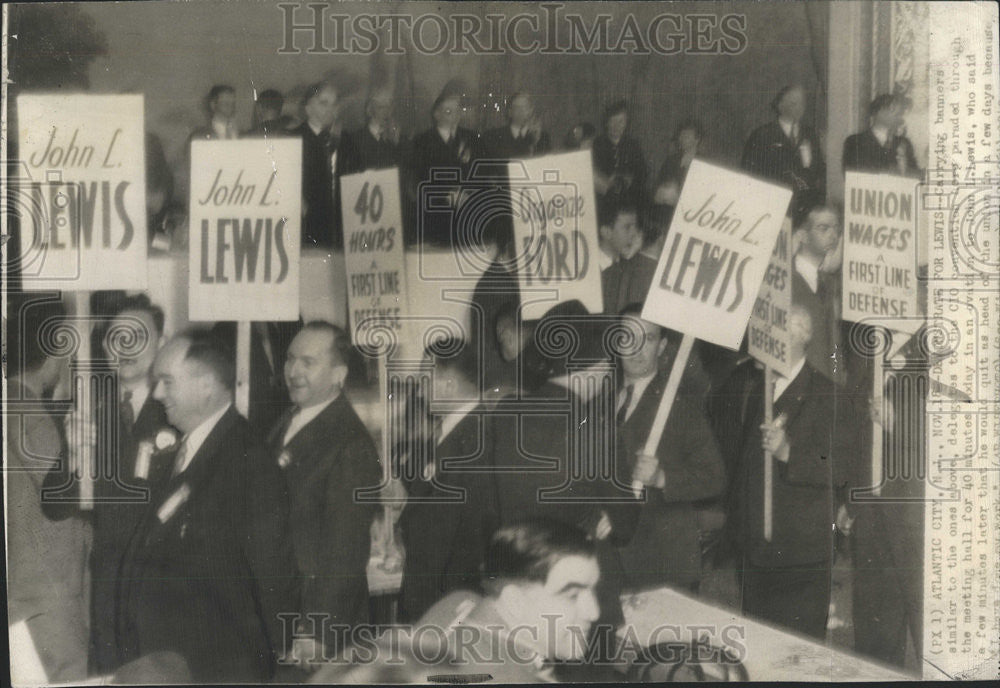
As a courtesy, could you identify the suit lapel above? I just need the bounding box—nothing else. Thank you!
[154,407,238,509]
[774,365,812,428]
[280,397,345,474]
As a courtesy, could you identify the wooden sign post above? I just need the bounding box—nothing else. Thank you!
[340,167,409,568]
[747,217,794,539]
[188,138,302,416]
[843,172,920,498]
[16,94,149,509]
[639,160,792,505]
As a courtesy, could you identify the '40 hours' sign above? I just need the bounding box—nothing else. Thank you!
[340,168,409,346]
[188,139,302,321]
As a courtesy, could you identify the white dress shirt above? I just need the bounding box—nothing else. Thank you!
[871,124,890,147]
[794,253,820,293]
[618,372,656,423]
[283,394,338,447]
[175,402,231,475]
[774,357,806,401]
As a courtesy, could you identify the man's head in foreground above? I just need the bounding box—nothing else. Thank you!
[483,520,601,662]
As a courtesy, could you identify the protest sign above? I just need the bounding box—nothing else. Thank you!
[188,139,301,321]
[747,217,795,377]
[16,94,148,289]
[842,171,920,329]
[509,150,602,319]
[340,167,409,347]
[642,160,792,350]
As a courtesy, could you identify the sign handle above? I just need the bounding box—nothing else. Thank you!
[235,321,251,417]
[871,341,886,497]
[763,366,774,542]
[72,292,94,510]
[633,334,695,497]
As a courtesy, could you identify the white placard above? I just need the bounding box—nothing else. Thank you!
[340,168,408,346]
[842,171,920,327]
[16,95,148,290]
[747,217,795,376]
[509,150,602,319]
[188,139,301,321]
[641,160,792,350]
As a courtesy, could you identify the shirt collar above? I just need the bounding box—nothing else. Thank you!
[620,371,656,421]
[794,253,820,293]
[211,117,232,139]
[308,120,326,137]
[438,401,479,445]
[871,124,891,146]
[774,357,806,400]
[124,381,150,419]
[438,126,455,143]
[778,117,797,139]
[368,122,383,140]
[178,402,231,473]
[285,393,339,445]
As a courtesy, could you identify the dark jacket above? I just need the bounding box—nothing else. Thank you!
[409,126,481,246]
[90,393,173,673]
[116,407,299,681]
[291,122,340,247]
[481,125,551,160]
[724,361,849,567]
[336,126,401,177]
[399,405,499,621]
[601,252,658,315]
[741,120,825,223]
[592,134,648,207]
[267,394,381,651]
[616,367,725,589]
[842,130,921,177]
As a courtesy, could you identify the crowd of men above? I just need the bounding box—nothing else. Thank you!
[6,83,935,683]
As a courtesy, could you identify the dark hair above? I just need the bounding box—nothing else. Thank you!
[507,91,530,111]
[598,198,639,229]
[797,202,842,231]
[112,293,165,336]
[5,293,66,374]
[674,118,704,142]
[603,100,628,126]
[301,320,351,368]
[424,337,477,382]
[182,329,235,391]
[301,81,336,109]
[619,302,666,340]
[868,93,901,118]
[431,90,462,116]
[770,84,804,115]
[483,519,596,595]
[207,84,235,106]
[257,88,283,114]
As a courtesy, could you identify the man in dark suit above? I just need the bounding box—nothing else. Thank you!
[243,88,292,138]
[599,203,658,315]
[615,305,725,593]
[741,84,826,224]
[212,319,301,433]
[409,89,481,246]
[268,321,381,662]
[116,331,298,681]
[593,100,647,212]
[6,294,91,683]
[843,93,921,177]
[398,338,499,621]
[490,300,639,660]
[481,92,551,160]
[721,305,849,639]
[189,84,238,142]
[88,295,176,674]
[291,82,341,247]
[336,91,401,177]
[791,204,844,385]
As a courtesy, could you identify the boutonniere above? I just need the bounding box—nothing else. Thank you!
[278,450,292,469]
[154,428,179,452]
[134,429,179,480]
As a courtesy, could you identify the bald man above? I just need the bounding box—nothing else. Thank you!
[720,306,851,639]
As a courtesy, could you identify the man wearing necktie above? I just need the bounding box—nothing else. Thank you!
[409,88,481,246]
[614,304,724,593]
[720,305,852,639]
[116,331,297,681]
[291,82,341,248]
[842,93,921,177]
[189,84,238,142]
[398,338,499,622]
[87,295,174,675]
[267,322,380,666]
[741,84,826,225]
[336,91,401,177]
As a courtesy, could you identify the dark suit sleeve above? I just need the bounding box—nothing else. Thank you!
[842,134,860,173]
[658,396,726,503]
[740,128,763,174]
[315,433,380,627]
[244,447,300,659]
[336,132,360,177]
[780,395,836,488]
